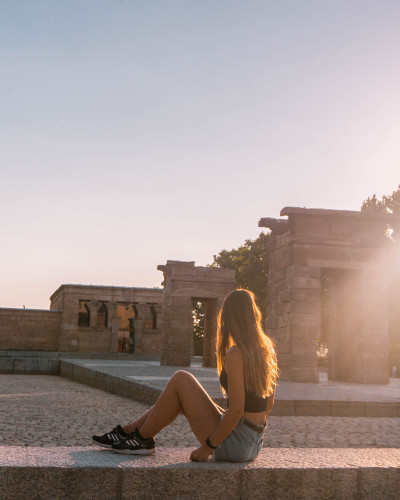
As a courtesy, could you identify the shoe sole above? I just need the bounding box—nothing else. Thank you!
[111,448,156,455]
[92,440,112,449]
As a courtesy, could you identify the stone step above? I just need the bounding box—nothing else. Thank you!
[1,447,399,499]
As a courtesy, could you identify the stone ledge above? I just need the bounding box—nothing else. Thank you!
[280,206,400,220]
[0,447,399,500]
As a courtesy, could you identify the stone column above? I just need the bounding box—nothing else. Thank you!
[287,264,321,383]
[264,236,322,383]
[202,299,219,368]
[327,269,361,382]
[107,302,117,328]
[58,293,80,352]
[87,301,101,328]
[107,302,118,352]
[355,268,389,384]
[133,303,147,354]
[154,304,162,331]
[110,316,120,353]
[326,266,389,384]
[161,295,193,366]
[264,235,293,381]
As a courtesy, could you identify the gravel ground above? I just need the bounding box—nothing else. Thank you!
[1,375,399,448]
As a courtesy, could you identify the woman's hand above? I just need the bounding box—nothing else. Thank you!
[190,445,213,462]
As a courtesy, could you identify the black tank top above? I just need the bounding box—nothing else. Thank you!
[219,366,267,412]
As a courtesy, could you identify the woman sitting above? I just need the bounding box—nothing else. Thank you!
[92,289,278,462]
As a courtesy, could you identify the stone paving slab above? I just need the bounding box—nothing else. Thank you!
[1,375,400,449]
[60,358,400,417]
[1,447,399,500]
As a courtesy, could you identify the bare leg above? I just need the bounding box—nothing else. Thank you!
[122,401,184,436]
[122,407,153,435]
[133,370,222,445]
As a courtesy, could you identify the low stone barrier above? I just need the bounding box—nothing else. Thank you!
[0,351,159,374]
[0,447,399,499]
[60,358,166,405]
[60,360,400,417]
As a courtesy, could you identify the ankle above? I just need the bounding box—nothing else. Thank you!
[120,425,132,436]
[137,427,152,440]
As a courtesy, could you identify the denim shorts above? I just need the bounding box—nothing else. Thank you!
[213,417,266,463]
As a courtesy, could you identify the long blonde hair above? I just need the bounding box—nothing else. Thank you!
[216,289,278,398]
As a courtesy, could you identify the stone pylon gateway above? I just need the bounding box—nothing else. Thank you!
[259,207,400,384]
[157,261,236,367]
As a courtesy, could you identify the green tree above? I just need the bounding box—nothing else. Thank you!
[362,184,400,376]
[192,299,205,356]
[361,184,400,214]
[192,233,270,354]
[210,232,270,316]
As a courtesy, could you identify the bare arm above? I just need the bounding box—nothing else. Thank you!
[207,346,245,447]
[266,390,275,417]
[190,347,245,461]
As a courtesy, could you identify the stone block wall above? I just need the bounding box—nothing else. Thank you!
[75,328,114,353]
[141,330,162,355]
[0,308,61,351]
[266,240,321,383]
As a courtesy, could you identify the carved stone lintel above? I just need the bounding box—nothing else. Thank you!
[135,304,148,319]
[258,218,289,234]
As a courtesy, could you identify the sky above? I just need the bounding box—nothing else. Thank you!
[1,0,400,309]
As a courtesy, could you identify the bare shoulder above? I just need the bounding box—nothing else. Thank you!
[226,345,244,368]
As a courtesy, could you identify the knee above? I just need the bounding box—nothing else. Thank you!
[170,370,192,387]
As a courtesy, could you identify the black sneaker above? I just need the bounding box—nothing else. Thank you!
[111,428,156,455]
[92,425,129,449]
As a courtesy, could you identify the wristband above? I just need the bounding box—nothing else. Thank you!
[205,437,217,449]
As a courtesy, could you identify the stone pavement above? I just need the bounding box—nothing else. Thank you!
[1,375,399,448]
[60,358,400,416]
[61,358,400,402]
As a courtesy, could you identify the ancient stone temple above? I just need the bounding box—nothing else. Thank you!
[158,261,236,367]
[0,262,235,360]
[50,285,163,354]
[259,207,400,384]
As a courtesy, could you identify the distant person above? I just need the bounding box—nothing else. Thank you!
[92,289,278,462]
[128,336,134,354]
[121,338,127,353]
